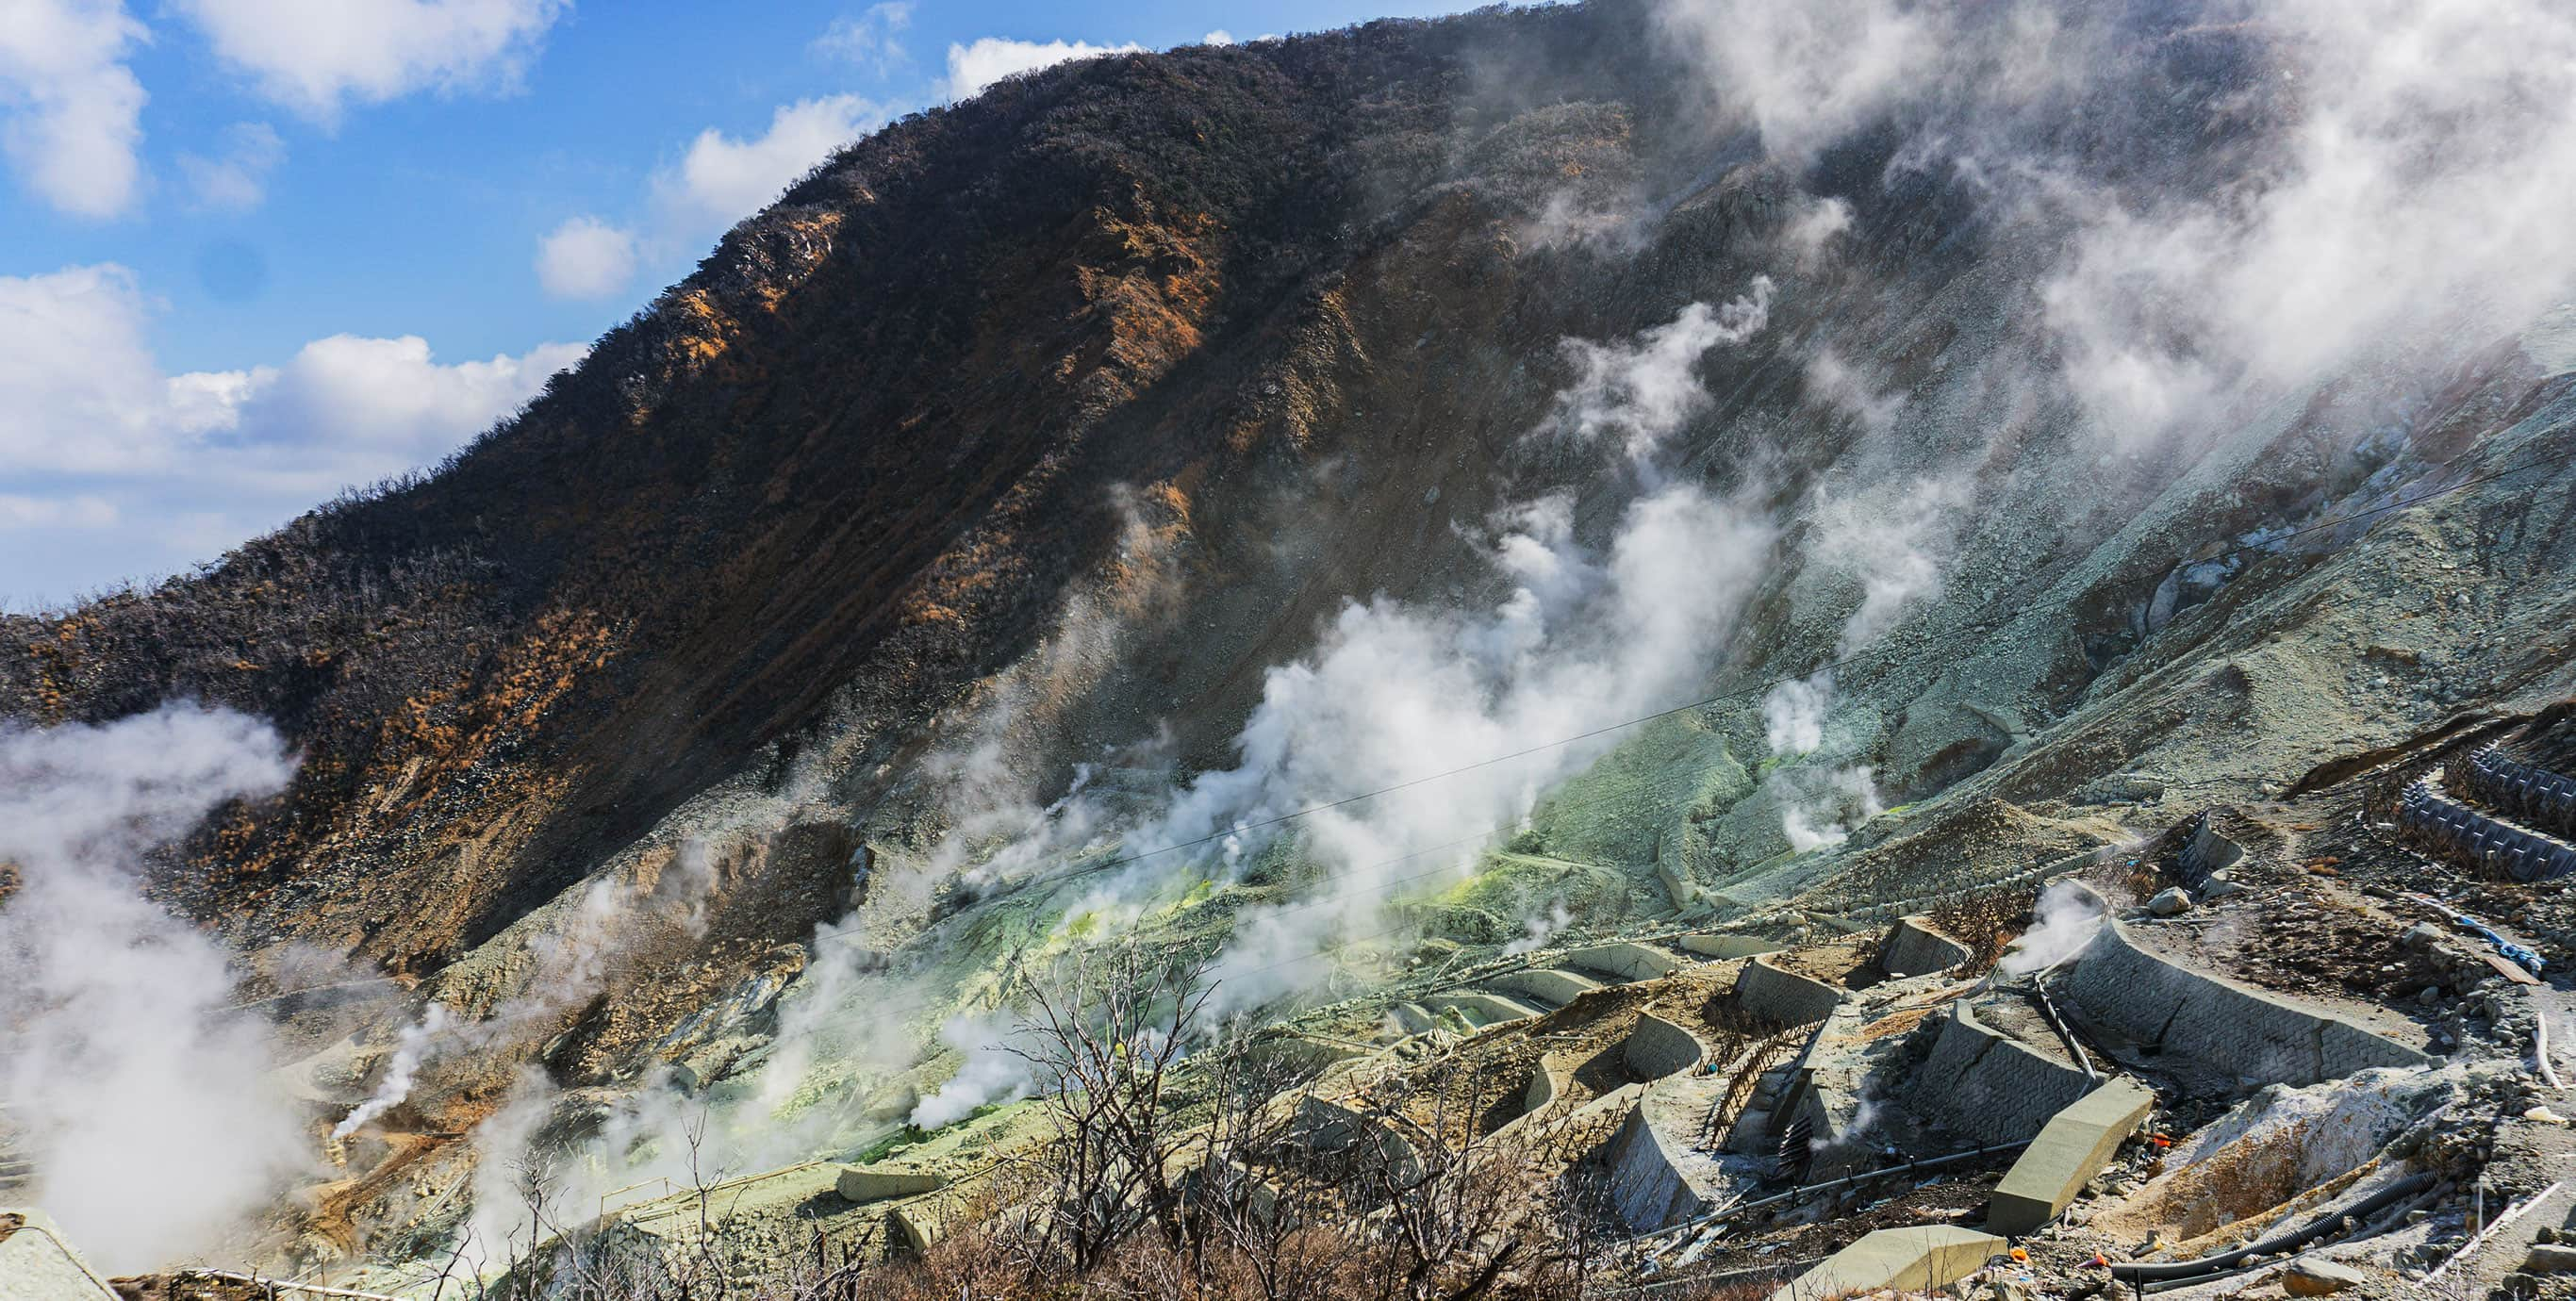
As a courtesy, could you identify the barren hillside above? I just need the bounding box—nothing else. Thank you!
[7,0,2576,1293]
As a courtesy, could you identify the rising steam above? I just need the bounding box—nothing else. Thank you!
[0,704,310,1270]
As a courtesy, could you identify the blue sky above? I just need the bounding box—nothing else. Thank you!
[0,0,1478,610]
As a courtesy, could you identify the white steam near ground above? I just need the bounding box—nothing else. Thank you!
[0,705,309,1271]
[1999,879,2108,976]
[888,276,1788,1124]
[52,0,2576,1271]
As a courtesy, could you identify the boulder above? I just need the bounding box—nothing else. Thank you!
[2525,1243,2576,1274]
[2148,887,2192,916]
[2280,1258,2367,1295]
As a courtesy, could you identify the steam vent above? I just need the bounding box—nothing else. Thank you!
[5,1,2576,1298]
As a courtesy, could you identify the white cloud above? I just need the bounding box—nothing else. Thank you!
[0,494,117,530]
[1203,30,1235,46]
[535,214,637,300]
[0,262,581,601]
[0,0,149,218]
[942,37,1144,102]
[176,121,285,211]
[814,1,912,72]
[653,93,889,231]
[173,0,567,121]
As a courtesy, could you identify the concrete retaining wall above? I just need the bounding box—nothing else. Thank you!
[1493,967,1600,1008]
[1679,933,1785,960]
[2056,920,2432,1085]
[837,1166,949,1203]
[1291,1097,1425,1183]
[1881,916,1973,978]
[1624,1013,1708,1080]
[2179,812,2246,887]
[1987,1079,2155,1235]
[2462,744,2576,840]
[1601,1092,1722,1229]
[1563,942,1687,982]
[1908,1004,2096,1147]
[1734,955,1842,1027]
[0,1209,119,1301]
[1525,1062,1560,1113]
[1425,990,1544,1028]
[1771,1225,2006,1301]
[2403,771,2576,882]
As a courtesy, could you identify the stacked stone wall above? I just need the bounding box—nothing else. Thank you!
[2055,921,2431,1084]
[1907,1004,2094,1147]
[1881,916,1973,977]
[1734,956,1842,1026]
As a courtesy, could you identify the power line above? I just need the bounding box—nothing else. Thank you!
[819,440,2571,942]
[445,440,2575,1208]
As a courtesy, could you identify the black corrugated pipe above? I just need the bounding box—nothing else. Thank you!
[2108,1172,2436,1288]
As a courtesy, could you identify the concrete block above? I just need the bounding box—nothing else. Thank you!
[1770,1224,2006,1300]
[1624,1013,1707,1080]
[836,1165,950,1203]
[1734,955,1843,1027]
[1882,915,1973,977]
[2525,1243,2576,1274]
[1425,990,1544,1028]
[1563,942,1687,983]
[0,1209,120,1301]
[1493,966,1603,1008]
[1679,932,1785,960]
[890,1197,952,1254]
[1987,1079,2155,1235]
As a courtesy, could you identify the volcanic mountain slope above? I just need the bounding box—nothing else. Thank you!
[8,0,2576,1279]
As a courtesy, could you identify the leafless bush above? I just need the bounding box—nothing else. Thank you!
[1927,885,2039,974]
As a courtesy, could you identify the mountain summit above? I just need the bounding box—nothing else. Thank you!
[7,0,2576,1291]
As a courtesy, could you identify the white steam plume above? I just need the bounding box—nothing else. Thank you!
[1762,673,1832,758]
[0,704,311,1270]
[1757,475,1965,850]
[811,278,1783,1083]
[1999,878,2105,976]
[1544,277,1774,474]
[908,1010,1037,1130]
[332,1004,451,1140]
[1663,0,2576,449]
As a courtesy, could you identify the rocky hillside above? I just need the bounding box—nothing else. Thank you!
[8,0,2576,1284]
